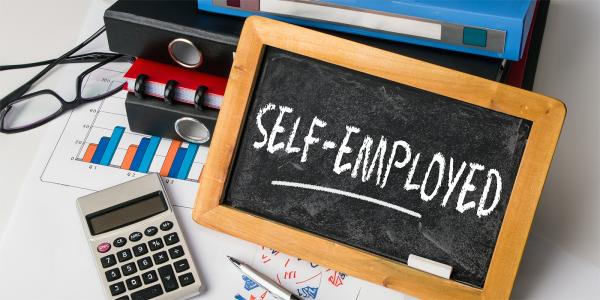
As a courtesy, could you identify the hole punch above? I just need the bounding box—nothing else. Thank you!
[134,74,149,99]
[194,85,207,111]
[164,80,178,105]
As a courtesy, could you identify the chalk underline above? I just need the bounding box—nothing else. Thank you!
[270,180,422,219]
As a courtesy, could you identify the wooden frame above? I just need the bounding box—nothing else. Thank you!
[193,16,565,299]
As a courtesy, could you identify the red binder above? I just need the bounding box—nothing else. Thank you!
[123,58,227,109]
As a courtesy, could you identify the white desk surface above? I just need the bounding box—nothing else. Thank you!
[1,0,598,299]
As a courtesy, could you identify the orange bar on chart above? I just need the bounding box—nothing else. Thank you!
[82,144,98,163]
[121,145,138,169]
[160,140,182,176]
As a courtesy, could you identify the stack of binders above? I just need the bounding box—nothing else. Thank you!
[104,0,550,140]
[105,0,550,87]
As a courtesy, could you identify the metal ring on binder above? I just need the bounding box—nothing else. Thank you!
[168,38,203,68]
[174,117,211,144]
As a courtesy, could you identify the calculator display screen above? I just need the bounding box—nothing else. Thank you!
[86,191,167,235]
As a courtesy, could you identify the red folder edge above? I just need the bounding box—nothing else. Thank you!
[123,58,227,108]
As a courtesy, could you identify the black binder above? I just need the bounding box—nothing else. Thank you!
[104,0,507,81]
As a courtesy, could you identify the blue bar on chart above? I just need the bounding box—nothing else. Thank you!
[99,126,125,166]
[177,143,199,180]
[130,137,150,172]
[168,148,188,178]
[91,137,110,164]
[138,136,161,173]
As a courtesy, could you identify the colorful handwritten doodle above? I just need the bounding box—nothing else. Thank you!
[284,271,297,279]
[295,272,321,285]
[260,246,280,264]
[258,291,268,300]
[242,275,260,291]
[235,293,258,300]
[327,271,346,287]
[235,246,361,300]
[297,286,319,299]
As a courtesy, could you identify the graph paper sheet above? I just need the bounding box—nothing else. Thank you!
[40,67,207,208]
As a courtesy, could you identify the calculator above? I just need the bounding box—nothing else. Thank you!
[77,173,202,300]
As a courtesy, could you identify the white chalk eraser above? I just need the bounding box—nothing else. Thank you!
[407,254,452,279]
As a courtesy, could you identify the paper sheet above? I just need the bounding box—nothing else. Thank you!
[235,247,363,300]
[40,88,207,208]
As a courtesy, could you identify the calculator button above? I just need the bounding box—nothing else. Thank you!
[160,221,173,231]
[173,259,190,273]
[97,242,111,253]
[153,251,169,265]
[178,273,195,287]
[131,283,163,300]
[100,254,116,268]
[142,270,158,284]
[129,232,143,242]
[168,246,184,259]
[164,232,179,246]
[117,249,133,262]
[126,275,142,291]
[158,264,179,292]
[144,226,158,236]
[113,237,127,247]
[115,296,130,300]
[109,281,126,296]
[105,268,121,282]
[133,243,148,257]
[121,262,137,276]
[137,257,153,270]
[148,238,164,251]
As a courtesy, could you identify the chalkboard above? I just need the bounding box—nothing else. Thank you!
[223,46,531,287]
[194,16,565,300]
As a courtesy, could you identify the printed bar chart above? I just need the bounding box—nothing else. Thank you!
[121,145,138,169]
[100,126,125,165]
[40,72,206,208]
[177,143,199,180]
[139,136,161,173]
[160,140,182,177]
[130,137,150,172]
[82,144,97,163]
[80,125,204,182]
[169,148,187,179]
[91,137,110,164]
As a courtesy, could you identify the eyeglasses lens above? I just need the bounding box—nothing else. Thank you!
[2,93,62,130]
[80,60,132,100]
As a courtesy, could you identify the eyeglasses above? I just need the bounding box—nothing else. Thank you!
[0,26,134,133]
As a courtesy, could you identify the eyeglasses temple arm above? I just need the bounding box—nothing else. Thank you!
[0,52,116,71]
[0,26,107,108]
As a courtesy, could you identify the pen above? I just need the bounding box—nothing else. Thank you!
[227,255,301,300]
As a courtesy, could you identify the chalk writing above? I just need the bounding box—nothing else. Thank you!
[253,103,503,218]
